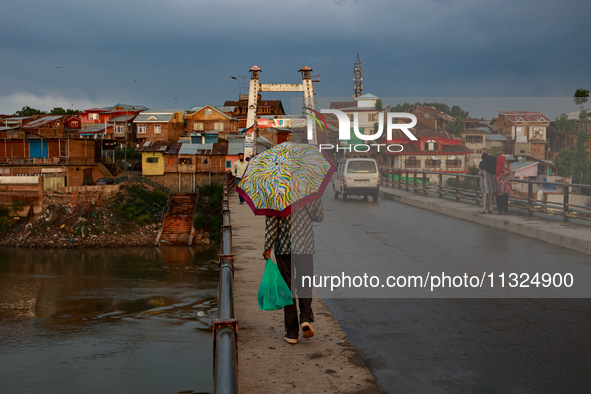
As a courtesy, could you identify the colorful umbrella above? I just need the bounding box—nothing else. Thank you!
[237,142,335,217]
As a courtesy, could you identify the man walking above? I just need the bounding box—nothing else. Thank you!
[263,199,323,344]
[231,153,248,204]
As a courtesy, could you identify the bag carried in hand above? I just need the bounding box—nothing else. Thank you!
[257,258,294,311]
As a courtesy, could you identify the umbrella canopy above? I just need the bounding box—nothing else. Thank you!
[237,142,335,217]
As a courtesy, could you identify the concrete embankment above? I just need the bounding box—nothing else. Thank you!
[230,196,382,393]
[379,186,591,255]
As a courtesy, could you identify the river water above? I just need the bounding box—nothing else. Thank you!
[0,246,219,394]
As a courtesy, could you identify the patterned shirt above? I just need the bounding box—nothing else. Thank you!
[497,168,512,195]
[264,199,324,255]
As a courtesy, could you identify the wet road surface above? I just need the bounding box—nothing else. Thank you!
[0,246,219,394]
[316,194,591,393]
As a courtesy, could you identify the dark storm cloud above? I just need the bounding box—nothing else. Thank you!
[0,0,589,114]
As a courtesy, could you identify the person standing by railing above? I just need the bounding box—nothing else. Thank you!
[496,162,512,215]
[479,153,498,214]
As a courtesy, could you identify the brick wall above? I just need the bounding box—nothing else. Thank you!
[0,176,44,215]
[44,184,121,206]
[146,173,225,194]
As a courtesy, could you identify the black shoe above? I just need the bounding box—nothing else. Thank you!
[284,330,298,344]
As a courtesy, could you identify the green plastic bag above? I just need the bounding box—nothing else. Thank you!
[257,258,294,311]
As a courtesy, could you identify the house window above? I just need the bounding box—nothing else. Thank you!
[179,158,192,165]
[405,156,420,167]
[194,123,203,131]
[446,156,461,168]
[154,124,161,134]
[424,140,438,151]
[146,157,158,163]
[348,114,354,122]
[226,160,231,168]
[215,123,224,131]
[465,136,482,143]
[368,113,378,122]
[88,113,99,120]
[425,157,441,168]
[115,125,124,134]
[137,124,146,134]
[205,109,212,115]
[71,121,79,127]
[531,127,544,139]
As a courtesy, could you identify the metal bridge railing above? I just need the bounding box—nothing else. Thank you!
[379,167,591,225]
[213,172,238,394]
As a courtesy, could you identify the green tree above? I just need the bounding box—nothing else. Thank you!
[422,102,450,115]
[450,105,469,119]
[573,128,591,183]
[574,88,589,107]
[374,99,383,112]
[49,107,80,115]
[556,147,577,177]
[554,113,576,134]
[13,106,46,116]
[445,116,465,135]
[557,129,591,183]
[389,102,469,121]
[390,102,413,112]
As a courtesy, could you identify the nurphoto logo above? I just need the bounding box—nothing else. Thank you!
[306,107,418,153]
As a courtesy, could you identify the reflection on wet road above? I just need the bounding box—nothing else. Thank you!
[0,246,219,394]
[317,194,591,393]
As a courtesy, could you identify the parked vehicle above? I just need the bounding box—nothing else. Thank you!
[96,177,115,185]
[332,158,380,201]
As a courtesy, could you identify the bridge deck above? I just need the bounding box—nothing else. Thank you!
[230,196,381,393]
[379,186,591,255]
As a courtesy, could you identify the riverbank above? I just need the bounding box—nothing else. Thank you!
[0,183,165,248]
[0,201,160,248]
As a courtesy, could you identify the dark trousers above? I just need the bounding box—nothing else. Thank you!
[236,178,244,202]
[496,194,509,213]
[275,254,314,333]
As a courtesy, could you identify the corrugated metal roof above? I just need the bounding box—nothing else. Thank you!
[80,124,107,132]
[134,112,174,123]
[486,134,506,141]
[227,136,272,155]
[179,143,213,155]
[355,93,379,99]
[441,145,473,153]
[109,103,148,111]
[498,111,550,123]
[109,115,135,122]
[511,161,538,171]
[24,116,62,127]
[4,116,32,121]
[186,105,235,120]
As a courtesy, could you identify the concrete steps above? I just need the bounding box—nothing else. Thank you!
[159,193,197,245]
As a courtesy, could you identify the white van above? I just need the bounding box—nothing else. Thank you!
[332,158,380,202]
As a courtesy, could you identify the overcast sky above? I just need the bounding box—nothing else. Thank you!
[1,0,589,118]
